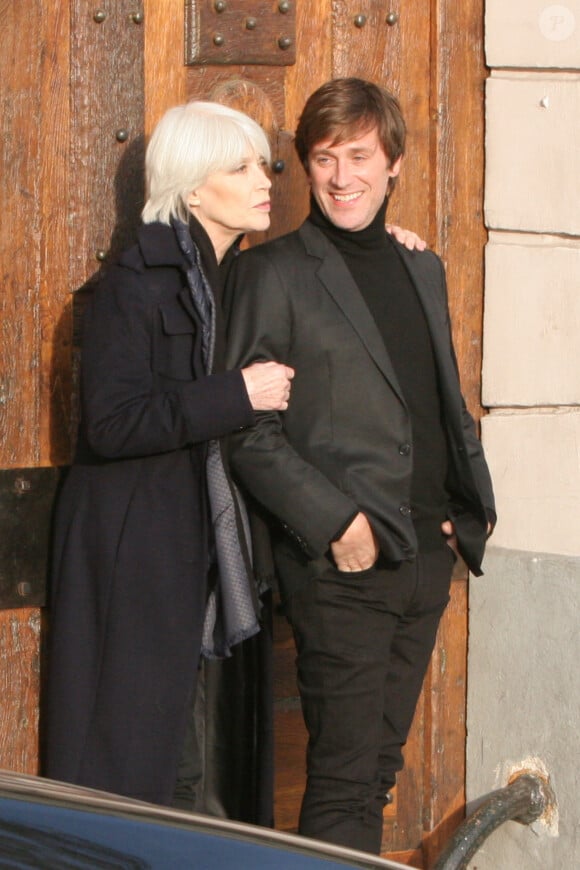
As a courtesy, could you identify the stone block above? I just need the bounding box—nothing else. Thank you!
[486,0,580,69]
[485,73,580,234]
[481,409,580,557]
[482,233,580,406]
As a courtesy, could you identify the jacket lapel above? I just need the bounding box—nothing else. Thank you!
[396,246,463,410]
[299,221,406,404]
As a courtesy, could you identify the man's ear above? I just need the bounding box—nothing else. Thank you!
[389,155,403,179]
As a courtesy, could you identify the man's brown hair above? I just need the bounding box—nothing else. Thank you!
[294,77,406,172]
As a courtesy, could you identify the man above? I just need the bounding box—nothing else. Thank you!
[225,78,495,854]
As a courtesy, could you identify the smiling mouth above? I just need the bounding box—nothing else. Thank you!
[330,192,362,202]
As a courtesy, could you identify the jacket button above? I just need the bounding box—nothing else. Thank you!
[399,443,411,456]
[399,503,412,517]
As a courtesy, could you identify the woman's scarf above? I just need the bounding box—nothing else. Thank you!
[172,217,259,658]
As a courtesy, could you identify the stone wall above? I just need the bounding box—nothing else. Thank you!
[467,2,580,866]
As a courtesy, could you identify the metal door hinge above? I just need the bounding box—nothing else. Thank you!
[0,467,62,609]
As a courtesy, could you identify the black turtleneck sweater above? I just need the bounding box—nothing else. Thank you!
[308,196,448,552]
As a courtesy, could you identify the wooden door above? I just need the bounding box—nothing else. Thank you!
[1,1,486,866]
[0,0,144,789]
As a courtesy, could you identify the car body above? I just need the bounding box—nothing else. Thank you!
[0,770,409,869]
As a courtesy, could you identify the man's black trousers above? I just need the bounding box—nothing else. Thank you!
[285,544,455,854]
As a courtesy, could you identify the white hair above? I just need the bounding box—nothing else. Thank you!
[142,101,271,225]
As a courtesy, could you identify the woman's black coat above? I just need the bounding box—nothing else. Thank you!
[45,222,257,806]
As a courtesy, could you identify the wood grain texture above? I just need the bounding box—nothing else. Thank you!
[432,0,487,420]
[422,578,469,866]
[70,0,145,285]
[283,0,332,133]
[0,0,44,467]
[0,610,42,772]
[272,599,305,833]
[65,0,145,452]
[145,0,187,133]
[40,0,72,466]
[0,0,59,778]
[0,0,146,779]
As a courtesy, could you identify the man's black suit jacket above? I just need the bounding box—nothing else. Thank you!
[225,220,495,599]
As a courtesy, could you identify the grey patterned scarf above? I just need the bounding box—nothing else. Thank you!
[173,218,259,658]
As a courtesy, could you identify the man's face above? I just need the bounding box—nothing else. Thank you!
[306,126,402,232]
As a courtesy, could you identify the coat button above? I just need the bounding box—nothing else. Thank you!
[399,503,412,517]
[399,443,411,456]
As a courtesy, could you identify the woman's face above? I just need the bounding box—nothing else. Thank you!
[188,153,272,261]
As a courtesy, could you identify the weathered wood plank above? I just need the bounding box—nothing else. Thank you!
[145,0,188,133]
[272,597,304,833]
[0,0,44,467]
[283,0,332,134]
[0,0,147,779]
[422,577,469,866]
[0,610,42,772]
[433,0,487,419]
[39,0,72,465]
[70,0,145,284]
[0,0,61,777]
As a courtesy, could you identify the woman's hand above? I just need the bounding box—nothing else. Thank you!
[242,361,295,411]
[386,224,427,251]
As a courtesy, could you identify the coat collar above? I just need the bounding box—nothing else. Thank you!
[136,221,187,268]
[117,222,187,273]
[397,244,462,406]
[118,222,199,325]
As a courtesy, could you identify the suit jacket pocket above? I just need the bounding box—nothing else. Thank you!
[331,564,377,582]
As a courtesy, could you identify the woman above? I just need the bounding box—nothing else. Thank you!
[45,101,294,810]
